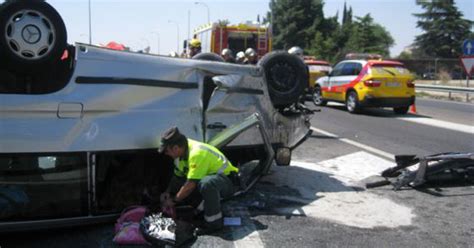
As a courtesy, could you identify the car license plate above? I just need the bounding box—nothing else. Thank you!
[386,81,400,87]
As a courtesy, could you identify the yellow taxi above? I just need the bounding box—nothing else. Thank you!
[313,54,415,114]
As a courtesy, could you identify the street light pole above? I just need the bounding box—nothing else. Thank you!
[151,32,160,54]
[88,0,92,44]
[168,20,180,53]
[194,1,210,24]
[188,10,191,42]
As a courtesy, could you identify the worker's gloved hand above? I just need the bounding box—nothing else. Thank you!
[160,192,170,203]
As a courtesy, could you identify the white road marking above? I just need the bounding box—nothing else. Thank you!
[230,207,264,248]
[260,152,415,229]
[397,117,474,134]
[311,126,395,160]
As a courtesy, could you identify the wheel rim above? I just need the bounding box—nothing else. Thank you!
[4,9,56,61]
[313,88,322,105]
[347,93,356,111]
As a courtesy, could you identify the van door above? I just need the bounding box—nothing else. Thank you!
[202,73,266,144]
[208,113,274,195]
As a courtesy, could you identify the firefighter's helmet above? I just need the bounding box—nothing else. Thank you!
[221,48,233,57]
[236,51,245,60]
[288,46,304,57]
[245,48,256,57]
[189,39,201,48]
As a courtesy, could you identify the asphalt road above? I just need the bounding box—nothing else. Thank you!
[1,98,473,248]
[308,98,473,156]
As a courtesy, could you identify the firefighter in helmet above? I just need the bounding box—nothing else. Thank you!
[244,48,258,65]
[221,48,235,63]
[288,46,304,60]
[236,51,245,64]
[189,39,202,58]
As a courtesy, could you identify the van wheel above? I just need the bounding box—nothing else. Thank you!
[258,51,307,108]
[346,91,361,114]
[312,86,327,106]
[0,1,67,73]
[393,106,409,114]
[192,52,224,62]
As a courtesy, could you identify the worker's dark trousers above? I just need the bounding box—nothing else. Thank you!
[198,174,234,227]
[168,174,234,227]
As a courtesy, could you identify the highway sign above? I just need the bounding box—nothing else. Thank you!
[460,55,474,77]
[462,39,474,55]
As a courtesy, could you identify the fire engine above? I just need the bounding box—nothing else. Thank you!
[193,21,272,58]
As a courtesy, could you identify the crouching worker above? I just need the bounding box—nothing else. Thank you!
[158,126,239,235]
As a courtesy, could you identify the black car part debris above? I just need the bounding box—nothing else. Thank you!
[366,152,474,190]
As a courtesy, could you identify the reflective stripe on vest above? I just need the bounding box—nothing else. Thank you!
[197,144,229,175]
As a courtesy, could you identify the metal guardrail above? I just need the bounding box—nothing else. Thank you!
[415,84,474,94]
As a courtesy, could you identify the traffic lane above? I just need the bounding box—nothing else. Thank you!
[415,98,474,126]
[292,131,363,163]
[310,104,474,156]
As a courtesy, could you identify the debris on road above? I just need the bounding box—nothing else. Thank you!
[366,152,474,190]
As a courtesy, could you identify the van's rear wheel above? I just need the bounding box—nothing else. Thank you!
[258,51,308,108]
[0,1,67,73]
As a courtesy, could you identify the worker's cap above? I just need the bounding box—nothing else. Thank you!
[158,126,185,153]
[189,39,201,48]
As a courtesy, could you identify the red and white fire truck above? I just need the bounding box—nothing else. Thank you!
[193,21,272,58]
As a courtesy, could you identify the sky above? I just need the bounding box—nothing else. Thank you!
[6,0,473,57]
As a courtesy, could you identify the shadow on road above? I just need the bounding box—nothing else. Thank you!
[212,164,364,242]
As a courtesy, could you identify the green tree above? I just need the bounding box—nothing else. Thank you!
[268,0,325,50]
[268,1,394,62]
[413,0,472,58]
[344,15,393,57]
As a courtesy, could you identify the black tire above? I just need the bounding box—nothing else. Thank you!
[192,52,224,62]
[346,90,361,114]
[258,51,308,108]
[0,0,67,73]
[393,106,409,114]
[312,86,327,106]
